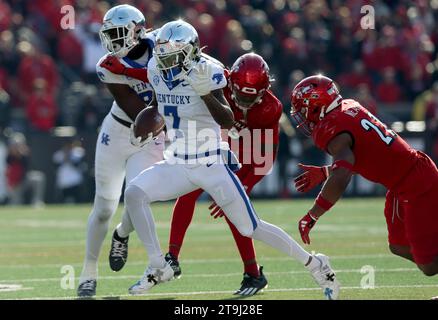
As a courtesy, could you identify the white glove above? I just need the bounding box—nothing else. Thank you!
[183,62,212,96]
[129,124,155,147]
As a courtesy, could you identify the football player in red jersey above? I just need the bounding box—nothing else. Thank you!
[290,74,438,277]
[165,53,283,296]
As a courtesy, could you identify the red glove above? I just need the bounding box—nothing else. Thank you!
[100,55,127,74]
[209,201,225,219]
[294,163,329,193]
[100,55,149,82]
[298,212,318,244]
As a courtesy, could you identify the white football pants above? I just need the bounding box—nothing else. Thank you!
[80,113,164,282]
[126,157,312,269]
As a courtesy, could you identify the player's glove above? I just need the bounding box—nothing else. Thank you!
[298,212,318,244]
[100,55,127,75]
[129,124,155,147]
[183,62,212,96]
[294,163,329,193]
[209,201,225,219]
[100,55,149,82]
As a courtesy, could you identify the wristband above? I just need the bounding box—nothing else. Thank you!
[315,193,334,211]
[308,212,319,221]
[331,160,354,172]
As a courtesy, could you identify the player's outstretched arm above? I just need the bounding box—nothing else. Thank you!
[100,56,149,83]
[312,133,355,216]
[106,83,148,121]
[294,164,330,193]
[202,89,234,129]
[298,133,355,244]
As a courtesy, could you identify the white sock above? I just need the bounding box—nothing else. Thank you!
[252,219,312,265]
[80,196,119,282]
[305,255,322,271]
[116,209,134,238]
[124,185,164,268]
[149,253,166,269]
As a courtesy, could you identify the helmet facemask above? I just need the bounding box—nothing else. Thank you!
[154,42,198,82]
[99,22,144,58]
[291,102,314,137]
[231,84,266,110]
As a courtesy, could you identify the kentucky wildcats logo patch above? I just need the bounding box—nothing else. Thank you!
[212,73,224,85]
[101,133,110,145]
[153,75,160,86]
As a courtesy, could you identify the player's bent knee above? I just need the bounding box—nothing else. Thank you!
[235,224,254,238]
[96,208,113,222]
[418,263,438,277]
[124,184,150,205]
[389,244,400,256]
[420,267,438,277]
[389,244,411,259]
[93,197,118,222]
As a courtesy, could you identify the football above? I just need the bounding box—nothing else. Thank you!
[133,106,165,140]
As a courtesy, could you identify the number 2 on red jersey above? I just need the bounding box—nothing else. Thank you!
[360,112,397,146]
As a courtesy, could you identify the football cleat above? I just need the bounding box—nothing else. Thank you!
[109,230,129,272]
[77,279,97,298]
[128,262,174,295]
[165,252,182,279]
[309,253,340,300]
[234,266,268,296]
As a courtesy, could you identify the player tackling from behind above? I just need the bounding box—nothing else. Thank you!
[117,20,340,299]
[291,75,438,277]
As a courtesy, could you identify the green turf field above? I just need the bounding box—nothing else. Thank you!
[0,198,436,300]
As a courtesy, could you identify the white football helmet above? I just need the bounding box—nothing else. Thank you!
[153,20,201,82]
[99,4,146,58]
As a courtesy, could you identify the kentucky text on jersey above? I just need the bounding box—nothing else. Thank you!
[156,93,191,105]
[130,82,151,93]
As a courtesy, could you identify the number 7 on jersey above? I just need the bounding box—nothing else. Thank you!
[164,105,180,129]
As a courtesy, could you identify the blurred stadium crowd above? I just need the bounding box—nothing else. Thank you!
[1,0,438,204]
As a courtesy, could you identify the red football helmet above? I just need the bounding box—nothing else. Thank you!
[290,75,342,136]
[229,53,271,110]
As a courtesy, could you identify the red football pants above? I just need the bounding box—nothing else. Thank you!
[384,152,438,265]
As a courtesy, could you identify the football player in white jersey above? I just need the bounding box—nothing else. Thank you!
[77,4,165,297]
[120,20,341,300]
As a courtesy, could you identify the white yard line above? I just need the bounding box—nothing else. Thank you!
[0,267,418,283]
[11,283,438,300]
[0,253,394,269]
